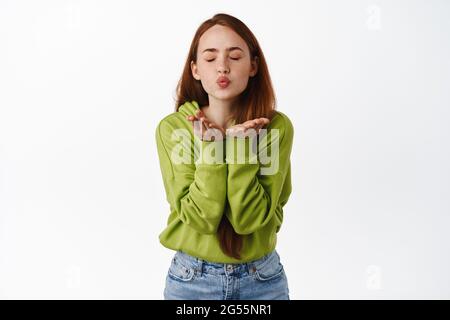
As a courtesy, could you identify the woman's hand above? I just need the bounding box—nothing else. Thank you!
[226,118,270,138]
[186,110,226,141]
[187,110,270,140]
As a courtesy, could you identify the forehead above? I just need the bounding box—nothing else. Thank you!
[198,25,248,52]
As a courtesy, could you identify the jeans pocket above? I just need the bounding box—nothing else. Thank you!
[167,257,196,282]
[253,254,285,282]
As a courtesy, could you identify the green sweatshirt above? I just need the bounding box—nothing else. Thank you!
[155,100,293,263]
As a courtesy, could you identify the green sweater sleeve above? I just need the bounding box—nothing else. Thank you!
[155,118,227,234]
[225,113,294,235]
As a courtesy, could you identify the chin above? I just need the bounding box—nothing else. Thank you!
[214,90,240,100]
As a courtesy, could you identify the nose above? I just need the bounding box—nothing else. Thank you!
[217,56,230,74]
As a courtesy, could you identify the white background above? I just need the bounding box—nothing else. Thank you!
[1,0,449,299]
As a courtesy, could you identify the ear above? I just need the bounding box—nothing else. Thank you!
[249,56,259,77]
[191,60,201,80]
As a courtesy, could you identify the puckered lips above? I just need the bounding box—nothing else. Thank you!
[216,76,230,88]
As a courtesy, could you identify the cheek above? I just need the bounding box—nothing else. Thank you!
[234,66,252,81]
[199,75,217,93]
[197,62,212,75]
[198,65,216,79]
[235,63,253,77]
[235,78,250,91]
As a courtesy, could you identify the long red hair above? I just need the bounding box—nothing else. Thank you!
[174,13,277,260]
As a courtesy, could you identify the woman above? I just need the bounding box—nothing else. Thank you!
[155,13,294,300]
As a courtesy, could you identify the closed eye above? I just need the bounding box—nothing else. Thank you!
[206,58,241,62]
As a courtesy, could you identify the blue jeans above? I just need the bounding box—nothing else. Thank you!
[163,249,290,300]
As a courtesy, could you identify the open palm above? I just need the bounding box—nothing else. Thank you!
[187,110,270,141]
[226,118,270,138]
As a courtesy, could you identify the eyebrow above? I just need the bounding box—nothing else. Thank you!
[202,46,244,54]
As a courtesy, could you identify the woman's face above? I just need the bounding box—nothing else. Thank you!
[191,24,258,102]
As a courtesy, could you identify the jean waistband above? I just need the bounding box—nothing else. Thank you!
[172,249,279,276]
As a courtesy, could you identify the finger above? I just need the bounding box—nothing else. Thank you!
[240,126,255,138]
[256,124,264,134]
[257,118,267,127]
[257,120,266,129]
[188,115,197,133]
[232,128,244,138]
[191,115,205,134]
[251,120,262,130]
[194,111,203,124]
[189,115,199,125]
[259,118,270,126]
[245,126,258,137]
[199,117,208,135]
[243,120,257,129]
[196,111,210,131]
[226,127,239,138]
[253,119,268,133]
[253,118,263,125]
[196,110,205,119]
[202,118,212,128]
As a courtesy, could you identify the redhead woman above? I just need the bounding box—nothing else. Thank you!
[155,13,293,300]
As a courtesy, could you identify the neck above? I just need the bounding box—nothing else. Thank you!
[201,96,238,129]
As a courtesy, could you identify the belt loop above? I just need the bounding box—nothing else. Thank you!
[196,257,203,277]
[247,261,257,274]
